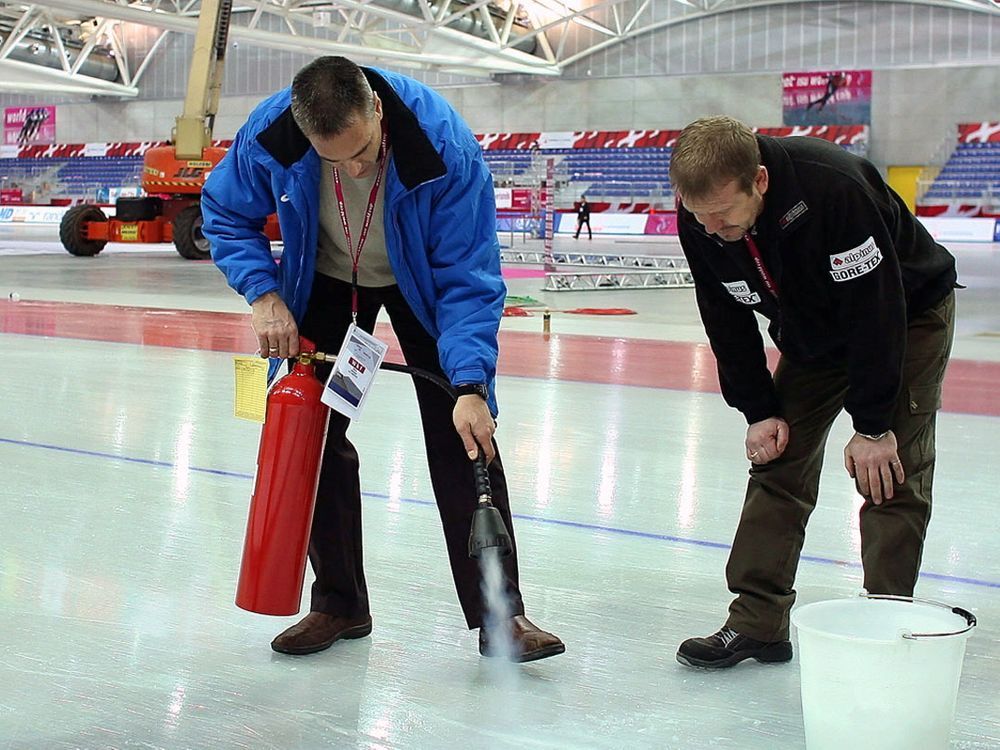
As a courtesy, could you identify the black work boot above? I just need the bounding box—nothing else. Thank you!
[676,626,792,669]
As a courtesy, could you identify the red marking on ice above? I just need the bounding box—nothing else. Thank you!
[1,299,996,416]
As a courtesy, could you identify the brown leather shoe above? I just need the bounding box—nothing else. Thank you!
[479,615,565,663]
[271,612,372,655]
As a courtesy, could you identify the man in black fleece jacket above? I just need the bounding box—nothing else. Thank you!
[670,116,957,670]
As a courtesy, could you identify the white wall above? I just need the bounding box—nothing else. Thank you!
[439,73,781,136]
[440,64,1000,168]
[51,95,267,145]
[873,65,1000,166]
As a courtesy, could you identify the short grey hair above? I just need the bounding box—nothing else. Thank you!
[290,56,376,137]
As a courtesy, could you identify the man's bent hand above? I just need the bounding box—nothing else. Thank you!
[453,395,496,463]
[251,292,299,359]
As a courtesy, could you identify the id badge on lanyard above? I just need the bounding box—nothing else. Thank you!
[321,322,389,420]
[332,126,389,323]
[323,126,391,420]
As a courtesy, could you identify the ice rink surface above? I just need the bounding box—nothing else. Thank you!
[1,229,998,749]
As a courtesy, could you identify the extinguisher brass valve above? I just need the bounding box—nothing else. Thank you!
[296,350,333,366]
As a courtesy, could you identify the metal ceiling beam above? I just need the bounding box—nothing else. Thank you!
[556,0,1000,69]
[0,58,139,96]
[0,4,144,96]
[39,0,563,75]
[1,0,996,90]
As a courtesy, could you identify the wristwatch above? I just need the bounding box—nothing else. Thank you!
[455,383,489,400]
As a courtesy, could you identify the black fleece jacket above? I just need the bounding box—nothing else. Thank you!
[677,135,957,435]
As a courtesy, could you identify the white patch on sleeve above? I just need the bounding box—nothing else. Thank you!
[722,280,761,305]
[829,236,883,282]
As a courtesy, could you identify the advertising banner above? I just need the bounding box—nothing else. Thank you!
[918,217,999,243]
[4,106,56,146]
[0,205,72,224]
[782,70,871,126]
[537,132,576,150]
[644,213,678,235]
[494,187,533,212]
[554,212,648,235]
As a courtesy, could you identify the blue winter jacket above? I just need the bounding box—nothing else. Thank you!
[201,67,504,413]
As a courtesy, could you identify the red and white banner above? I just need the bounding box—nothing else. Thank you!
[755,125,869,148]
[1,139,234,159]
[4,106,56,147]
[476,126,868,151]
[477,132,540,151]
[1,127,869,160]
[958,123,1000,143]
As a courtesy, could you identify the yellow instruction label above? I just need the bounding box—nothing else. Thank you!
[233,356,268,423]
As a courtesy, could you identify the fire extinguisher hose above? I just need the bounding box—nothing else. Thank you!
[376,361,492,500]
[305,345,493,500]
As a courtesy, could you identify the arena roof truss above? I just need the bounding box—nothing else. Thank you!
[0,0,998,95]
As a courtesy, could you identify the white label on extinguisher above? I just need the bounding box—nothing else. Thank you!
[321,323,389,420]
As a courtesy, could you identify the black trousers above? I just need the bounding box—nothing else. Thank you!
[298,273,525,629]
[574,217,591,239]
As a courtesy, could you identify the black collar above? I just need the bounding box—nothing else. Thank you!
[755,135,811,240]
[256,68,447,191]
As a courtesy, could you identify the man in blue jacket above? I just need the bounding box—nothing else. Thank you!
[203,56,563,662]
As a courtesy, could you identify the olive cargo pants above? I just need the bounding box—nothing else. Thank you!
[725,292,955,642]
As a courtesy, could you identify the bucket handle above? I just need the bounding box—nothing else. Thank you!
[861,593,977,640]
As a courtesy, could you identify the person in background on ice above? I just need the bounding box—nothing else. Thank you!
[202,56,564,663]
[669,116,958,669]
[574,195,592,239]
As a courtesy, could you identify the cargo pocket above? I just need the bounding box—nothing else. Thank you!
[908,383,942,415]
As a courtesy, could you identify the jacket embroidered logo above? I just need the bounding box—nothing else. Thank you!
[722,279,762,305]
[779,200,808,229]
[829,236,882,282]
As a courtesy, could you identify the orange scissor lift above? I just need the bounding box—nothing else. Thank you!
[59,0,278,260]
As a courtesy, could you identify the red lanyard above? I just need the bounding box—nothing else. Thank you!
[743,232,779,299]
[332,126,389,320]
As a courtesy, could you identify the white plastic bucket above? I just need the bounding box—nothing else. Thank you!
[791,594,976,750]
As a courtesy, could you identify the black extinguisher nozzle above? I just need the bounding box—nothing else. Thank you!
[468,501,513,559]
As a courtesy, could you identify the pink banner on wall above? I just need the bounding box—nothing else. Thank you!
[644,213,678,235]
[4,106,56,147]
[782,71,871,126]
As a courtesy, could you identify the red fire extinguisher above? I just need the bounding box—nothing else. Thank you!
[235,337,330,616]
